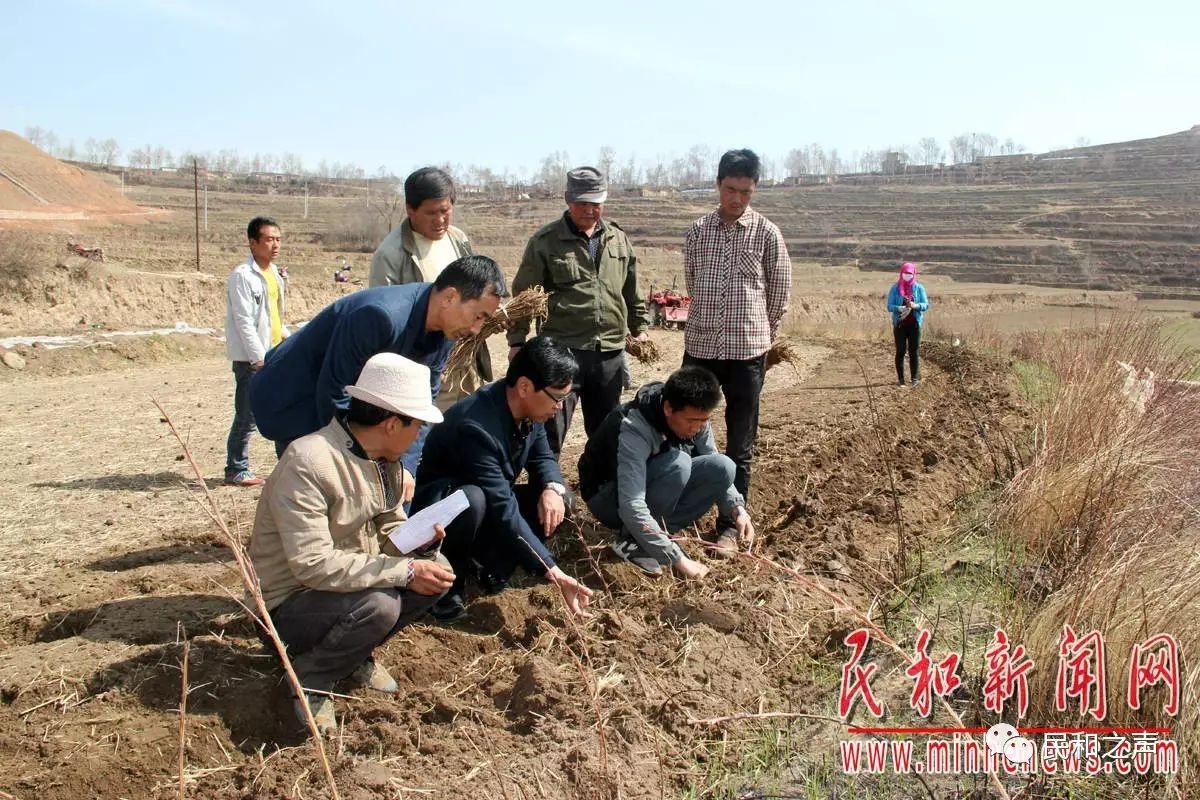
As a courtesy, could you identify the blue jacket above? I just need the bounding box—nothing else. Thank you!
[416,380,563,571]
[887,282,930,327]
[250,284,450,474]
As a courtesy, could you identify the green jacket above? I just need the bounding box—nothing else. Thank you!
[508,215,648,351]
[368,218,472,288]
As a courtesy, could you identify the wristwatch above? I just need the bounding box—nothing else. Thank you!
[545,482,568,498]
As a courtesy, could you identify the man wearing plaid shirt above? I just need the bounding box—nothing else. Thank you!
[682,149,792,556]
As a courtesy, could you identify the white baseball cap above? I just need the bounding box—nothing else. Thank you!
[345,353,443,424]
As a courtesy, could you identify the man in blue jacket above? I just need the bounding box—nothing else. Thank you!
[412,336,594,621]
[250,255,506,484]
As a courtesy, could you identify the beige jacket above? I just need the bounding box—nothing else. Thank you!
[249,419,414,610]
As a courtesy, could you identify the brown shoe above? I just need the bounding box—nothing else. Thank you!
[294,693,337,736]
[710,532,739,559]
[348,660,398,693]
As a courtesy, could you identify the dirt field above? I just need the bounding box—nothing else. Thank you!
[0,320,1030,799]
[0,157,1196,798]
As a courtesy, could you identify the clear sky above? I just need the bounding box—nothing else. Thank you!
[2,0,1196,176]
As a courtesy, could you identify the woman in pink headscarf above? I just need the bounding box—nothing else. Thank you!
[886,262,930,386]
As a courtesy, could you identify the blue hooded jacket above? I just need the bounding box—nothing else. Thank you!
[250,283,451,474]
[887,282,930,327]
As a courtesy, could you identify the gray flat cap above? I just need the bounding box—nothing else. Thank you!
[565,166,607,204]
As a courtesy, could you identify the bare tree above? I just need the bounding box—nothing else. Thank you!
[948,134,971,164]
[597,146,617,181]
[369,176,406,231]
[98,138,120,167]
[784,148,809,177]
[616,155,638,187]
[917,137,942,165]
[535,150,571,192]
[23,126,46,149]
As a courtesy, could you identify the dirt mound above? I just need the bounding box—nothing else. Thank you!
[0,131,142,218]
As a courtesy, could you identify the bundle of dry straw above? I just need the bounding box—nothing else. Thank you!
[625,334,661,364]
[444,287,548,391]
[765,338,799,371]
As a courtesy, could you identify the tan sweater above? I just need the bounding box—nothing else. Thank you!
[249,420,414,610]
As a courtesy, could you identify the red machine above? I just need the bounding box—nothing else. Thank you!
[648,284,691,330]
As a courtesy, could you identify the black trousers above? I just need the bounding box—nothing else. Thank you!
[543,348,624,454]
[894,323,921,383]
[412,479,574,589]
[265,586,440,692]
[681,352,766,525]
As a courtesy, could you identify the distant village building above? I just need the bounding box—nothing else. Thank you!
[881,151,908,175]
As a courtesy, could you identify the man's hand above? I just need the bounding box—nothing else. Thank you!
[632,331,650,343]
[399,466,416,504]
[545,566,593,617]
[538,487,566,537]
[251,360,264,370]
[735,508,755,551]
[408,559,455,596]
[508,345,523,363]
[674,555,710,580]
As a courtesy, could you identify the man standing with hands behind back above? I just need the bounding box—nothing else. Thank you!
[223,216,288,487]
[508,167,649,453]
[682,149,791,556]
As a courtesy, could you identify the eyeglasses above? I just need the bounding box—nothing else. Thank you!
[541,388,573,407]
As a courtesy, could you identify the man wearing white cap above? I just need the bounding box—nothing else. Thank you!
[248,352,458,735]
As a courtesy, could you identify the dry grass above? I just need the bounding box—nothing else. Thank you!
[995,317,1200,794]
[444,287,547,392]
[764,338,800,371]
[625,334,661,364]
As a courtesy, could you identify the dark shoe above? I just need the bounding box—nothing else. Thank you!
[293,693,337,736]
[897,379,906,387]
[910,378,921,387]
[610,537,663,575]
[224,470,265,487]
[475,567,510,596]
[347,659,398,693]
[429,592,468,622]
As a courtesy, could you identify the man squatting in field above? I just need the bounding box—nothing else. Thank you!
[247,353,456,735]
[508,166,650,454]
[579,364,755,577]
[411,336,594,621]
[682,149,791,556]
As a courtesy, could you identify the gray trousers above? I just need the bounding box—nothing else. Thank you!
[587,449,736,565]
[267,584,441,692]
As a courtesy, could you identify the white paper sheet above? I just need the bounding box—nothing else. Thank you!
[388,490,470,554]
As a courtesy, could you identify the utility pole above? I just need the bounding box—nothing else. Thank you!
[193,159,200,271]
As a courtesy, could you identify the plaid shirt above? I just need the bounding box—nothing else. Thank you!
[683,207,792,361]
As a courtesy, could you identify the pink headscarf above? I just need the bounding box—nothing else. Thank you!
[898,262,917,301]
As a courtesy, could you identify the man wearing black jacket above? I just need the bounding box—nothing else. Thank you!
[413,336,593,620]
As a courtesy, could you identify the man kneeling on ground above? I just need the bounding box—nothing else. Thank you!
[578,365,756,576]
[248,353,455,735]
[412,335,593,621]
